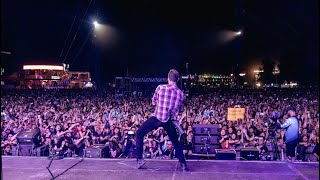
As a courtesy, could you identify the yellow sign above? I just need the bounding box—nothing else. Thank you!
[227,108,245,121]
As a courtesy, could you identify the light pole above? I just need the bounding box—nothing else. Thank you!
[253,70,263,88]
[272,64,280,84]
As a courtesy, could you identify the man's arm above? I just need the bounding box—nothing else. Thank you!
[172,92,184,120]
[74,137,85,146]
[152,85,161,106]
[314,153,319,160]
[219,136,226,144]
[242,129,254,141]
[276,118,293,129]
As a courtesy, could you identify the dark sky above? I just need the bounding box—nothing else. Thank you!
[1,0,319,83]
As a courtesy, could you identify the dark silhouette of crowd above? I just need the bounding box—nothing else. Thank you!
[1,88,319,161]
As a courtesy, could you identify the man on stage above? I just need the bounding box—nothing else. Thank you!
[276,107,299,162]
[135,69,189,171]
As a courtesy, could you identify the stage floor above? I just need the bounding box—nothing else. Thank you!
[2,156,319,180]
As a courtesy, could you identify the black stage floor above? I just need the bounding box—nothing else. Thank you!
[2,156,319,180]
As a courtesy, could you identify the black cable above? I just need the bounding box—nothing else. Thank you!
[69,29,92,67]
[46,152,56,179]
[62,0,94,64]
[51,157,84,180]
[59,16,77,62]
[46,150,84,180]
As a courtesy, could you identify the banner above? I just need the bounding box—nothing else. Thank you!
[227,108,245,121]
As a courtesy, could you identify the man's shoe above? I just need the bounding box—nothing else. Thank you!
[136,159,146,169]
[180,163,189,172]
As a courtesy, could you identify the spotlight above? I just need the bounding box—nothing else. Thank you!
[236,31,242,36]
[93,21,99,28]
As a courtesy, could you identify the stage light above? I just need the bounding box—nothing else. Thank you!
[236,31,242,36]
[23,65,64,70]
[1,51,11,55]
[93,21,99,28]
[253,70,264,73]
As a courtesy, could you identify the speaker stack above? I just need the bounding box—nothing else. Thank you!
[16,128,41,156]
[84,144,110,158]
[192,124,220,158]
[240,147,259,160]
[215,149,236,160]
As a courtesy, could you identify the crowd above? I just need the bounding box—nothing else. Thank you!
[1,88,319,161]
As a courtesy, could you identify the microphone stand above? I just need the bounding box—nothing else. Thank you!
[185,75,189,126]
[206,131,211,159]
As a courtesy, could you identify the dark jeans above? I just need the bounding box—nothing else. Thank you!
[135,116,186,164]
[286,143,297,158]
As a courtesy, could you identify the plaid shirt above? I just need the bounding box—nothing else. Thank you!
[152,83,184,122]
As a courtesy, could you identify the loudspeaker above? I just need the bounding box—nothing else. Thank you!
[11,146,18,156]
[240,147,259,160]
[215,149,236,160]
[35,144,49,156]
[18,144,34,156]
[193,135,219,145]
[192,125,219,157]
[192,124,219,135]
[193,144,220,154]
[17,128,41,146]
[84,144,110,158]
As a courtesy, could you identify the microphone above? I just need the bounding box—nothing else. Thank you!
[207,131,211,144]
[172,120,184,136]
[172,120,187,144]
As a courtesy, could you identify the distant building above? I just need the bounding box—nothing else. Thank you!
[22,63,93,89]
[67,71,92,89]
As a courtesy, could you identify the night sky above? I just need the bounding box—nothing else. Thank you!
[1,0,318,83]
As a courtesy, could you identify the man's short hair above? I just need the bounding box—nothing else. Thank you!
[259,136,265,141]
[168,69,179,82]
[286,106,296,112]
